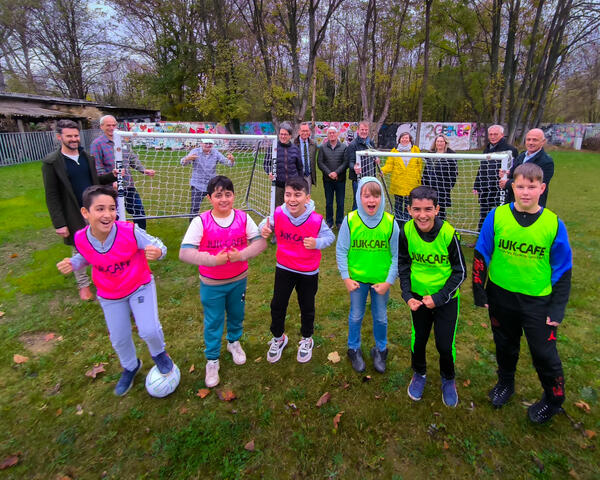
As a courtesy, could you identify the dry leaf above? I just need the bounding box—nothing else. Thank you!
[480,322,488,328]
[569,469,580,479]
[85,364,106,379]
[44,333,56,342]
[58,475,72,480]
[56,408,62,417]
[375,394,383,399]
[75,404,83,415]
[10,253,18,258]
[362,375,372,382]
[584,430,596,439]
[443,440,449,450]
[574,400,591,413]
[179,407,188,414]
[316,392,331,407]
[333,411,344,430]
[217,390,237,402]
[188,364,195,373]
[196,389,210,398]
[463,379,471,387]
[327,351,341,363]
[0,454,19,470]
[13,354,29,364]
[244,439,255,451]
[341,382,350,390]
[57,336,64,341]
[45,383,61,396]
[0,311,5,317]
[254,356,262,363]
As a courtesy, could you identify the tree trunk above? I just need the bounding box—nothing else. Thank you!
[415,0,433,145]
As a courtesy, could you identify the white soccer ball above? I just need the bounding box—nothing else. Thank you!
[145,363,181,398]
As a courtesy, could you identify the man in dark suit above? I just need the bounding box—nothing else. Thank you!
[294,122,318,193]
[473,125,519,230]
[500,128,554,207]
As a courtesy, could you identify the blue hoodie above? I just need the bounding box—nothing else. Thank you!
[336,176,399,284]
[259,199,335,274]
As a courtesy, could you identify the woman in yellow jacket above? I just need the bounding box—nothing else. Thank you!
[380,132,422,225]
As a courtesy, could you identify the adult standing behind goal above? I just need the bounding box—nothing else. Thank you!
[294,122,318,193]
[472,125,518,231]
[345,121,379,210]
[180,139,235,218]
[91,115,155,230]
[422,134,458,221]
[42,119,116,301]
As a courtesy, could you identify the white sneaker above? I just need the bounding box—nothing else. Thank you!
[205,359,220,388]
[267,334,288,363]
[227,340,247,365]
[297,337,314,363]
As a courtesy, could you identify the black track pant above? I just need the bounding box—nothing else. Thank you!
[270,267,318,339]
[410,297,459,380]
[489,302,565,406]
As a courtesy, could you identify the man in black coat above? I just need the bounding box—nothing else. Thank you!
[500,128,554,207]
[42,119,116,301]
[473,125,519,231]
[344,121,378,210]
[294,122,318,193]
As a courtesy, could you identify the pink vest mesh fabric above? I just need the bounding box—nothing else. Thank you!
[274,207,322,272]
[198,209,248,280]
[74,221,151,300]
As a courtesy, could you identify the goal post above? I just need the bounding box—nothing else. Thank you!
[355,149,513,235]
[112,130,277,222]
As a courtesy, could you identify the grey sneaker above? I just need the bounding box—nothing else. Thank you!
[267,335,288,363]
[297,337,314,363]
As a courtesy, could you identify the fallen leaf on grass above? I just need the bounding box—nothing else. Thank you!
[287,402,300,416]
[254,357,262,363]
[341,382,350,390]
[569,469,580,479]
[316,392,331,407]
[463,379,471,387]
[216,390,236,402]
[76,404,83,415]
[574,401,591,413]
[196,389,210,398]
[188,364,195,373]
[480,322,488,328]
[362,375,372,382]
[57,336,63,341]
[0,454,19,470]
[333,411,344,430]
[443,440,449,450]
[0,311,5,317]
[45,383,61,396]
[179,407,188,414]
[85,363,106,379]
[584,429,596,439]
[13,354,29,364]
[56,408,62,416]
[44,333,56,342]
[10,253,18,258]
[375,394,383,399]
[244,440,255,451]
[327,351,341,363]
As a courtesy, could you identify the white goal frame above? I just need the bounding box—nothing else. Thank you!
[355,149,513,235]
[113,130,278,222]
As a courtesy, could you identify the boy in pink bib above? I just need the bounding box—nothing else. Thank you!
[260,177,334,363]
[179,176,267,388]
[57,185,177,397]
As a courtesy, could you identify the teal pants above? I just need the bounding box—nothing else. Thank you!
[200,278,247,360]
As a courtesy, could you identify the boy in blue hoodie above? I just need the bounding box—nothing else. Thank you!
[336,176,399,373]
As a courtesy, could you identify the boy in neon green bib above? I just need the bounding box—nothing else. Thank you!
[398,186,466,407]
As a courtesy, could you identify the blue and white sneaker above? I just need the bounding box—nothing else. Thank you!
[267,334,288,363]
[114,358,142,396]
[408,373,426,401]
[441,378,458,407]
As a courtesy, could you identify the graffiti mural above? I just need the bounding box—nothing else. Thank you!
[240,122,276,135]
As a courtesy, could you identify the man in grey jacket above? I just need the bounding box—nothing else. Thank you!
[318,126,348,228]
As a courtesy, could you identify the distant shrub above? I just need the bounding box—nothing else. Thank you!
[582,135,600,151]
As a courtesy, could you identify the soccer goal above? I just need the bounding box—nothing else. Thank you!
[355,149,513,235]
[112,130,277,221]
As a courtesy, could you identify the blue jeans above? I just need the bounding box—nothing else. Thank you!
[124,187,147,230]
[323,180,346,227]
[347,281,390,351]
[200,278,247,360]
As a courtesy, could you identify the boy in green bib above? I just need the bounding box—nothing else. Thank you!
[398,186,466,407]
[473,163,572,424]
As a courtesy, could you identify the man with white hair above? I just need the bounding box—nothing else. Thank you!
[318,126,348,229]
[181,139,235,218]
[473,125,519,230]
[91,115,155,229]
[500,128,554,207]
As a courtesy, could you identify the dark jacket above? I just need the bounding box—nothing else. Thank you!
[294,136,318,186]
[474,137,519,195]
[345,135,374,181]
[505,148,554,206]
[263,140,303,187]
[42,147,116,245]
[318,140,348,183]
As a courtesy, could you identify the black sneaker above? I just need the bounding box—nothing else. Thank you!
[528,395,563,424]
[347,348,366,372]
[370,347,388,373]
[488,381,514,408]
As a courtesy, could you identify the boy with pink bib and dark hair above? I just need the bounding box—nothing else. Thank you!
[179,176,267,388]
[57,185,177,397]
[260,177,334,363]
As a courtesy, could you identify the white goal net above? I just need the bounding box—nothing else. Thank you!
[355,149,513,235]
[113,130,277,221]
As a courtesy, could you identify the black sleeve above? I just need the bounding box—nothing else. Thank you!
[548,269,571,324]
[431,232,466,306]
[397,227,416,303]
[472,249,489,307]
[473,162,483,191]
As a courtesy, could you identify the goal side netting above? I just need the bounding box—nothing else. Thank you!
[113,131,277,221]
[355,150,513,235]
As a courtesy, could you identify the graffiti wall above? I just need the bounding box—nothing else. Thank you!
[378,122,474,150]
[125,122,228,134]
[240,122,276,135]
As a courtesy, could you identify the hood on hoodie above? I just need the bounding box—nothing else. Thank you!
[355,176,386,225]
[281,198,316,226]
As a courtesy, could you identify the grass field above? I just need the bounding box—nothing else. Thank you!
[0,150,599,479]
